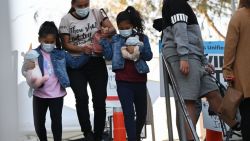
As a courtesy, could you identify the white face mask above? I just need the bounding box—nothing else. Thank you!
[41,43,55,53]
[75,7,90,18]
[119,28,133,37]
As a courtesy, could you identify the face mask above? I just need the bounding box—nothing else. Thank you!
[41,43,55,53]
[125,36,141,46]
[119,28,133,37]
[76,7,90,18]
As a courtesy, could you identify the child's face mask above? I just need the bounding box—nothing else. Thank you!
[118,20,133,37]
[39,34,56,53]
[41,43,55,53]
[119,28,132,37]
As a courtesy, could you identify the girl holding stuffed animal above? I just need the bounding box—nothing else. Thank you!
[22,21,70,141]
[100,6,153,141]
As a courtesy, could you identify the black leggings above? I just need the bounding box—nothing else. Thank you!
[240,98,250,141]
[33,96,63,141]
[67,57,108,139]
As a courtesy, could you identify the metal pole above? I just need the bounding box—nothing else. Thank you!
[146,90,156,141]
[161,54,174,141]
[162,53,200,141]
[176,101,188,141]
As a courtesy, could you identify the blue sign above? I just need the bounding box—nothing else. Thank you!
[204,41,224,54]
[159,41,225,54]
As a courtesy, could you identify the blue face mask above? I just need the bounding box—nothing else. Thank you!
[119,28,133,37]
[41,43,55,53]
[76,7,90,18]
[125,36,141,46]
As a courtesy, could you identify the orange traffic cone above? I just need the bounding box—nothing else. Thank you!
[206,129,223,141]
[113,107,126,141]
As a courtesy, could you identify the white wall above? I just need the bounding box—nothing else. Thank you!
[0,0,18,140]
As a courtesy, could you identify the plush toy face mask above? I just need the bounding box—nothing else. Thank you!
[125,35,143,46]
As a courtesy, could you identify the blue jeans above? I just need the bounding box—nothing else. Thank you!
[116,81,147,141]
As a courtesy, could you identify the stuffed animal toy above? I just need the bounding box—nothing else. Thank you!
[121,35,143,61]
[22,44,49,90]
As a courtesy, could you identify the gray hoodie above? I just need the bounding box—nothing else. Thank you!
[162,0,208,65]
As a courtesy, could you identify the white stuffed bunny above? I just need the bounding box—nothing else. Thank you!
[121,35,143,61]
[22,44,49,92]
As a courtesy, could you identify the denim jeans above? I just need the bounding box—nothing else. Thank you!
[116,81,147,141]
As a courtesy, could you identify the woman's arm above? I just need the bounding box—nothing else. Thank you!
[61,34,92,54]
[59,16,92,54]
[223,12,240,79]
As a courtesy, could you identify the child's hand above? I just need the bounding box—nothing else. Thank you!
[23,60,35,71]
[126,46,135,54]
[180,60,189,75]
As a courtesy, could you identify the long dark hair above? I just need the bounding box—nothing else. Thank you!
[239,0,250,8]
[68,0,76,13]
[162,0,167,18]
[38,21,61,49]
[116,6,144,34]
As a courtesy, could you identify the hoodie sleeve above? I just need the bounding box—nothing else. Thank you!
[163,2,194,61]
[172,22,189,61]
